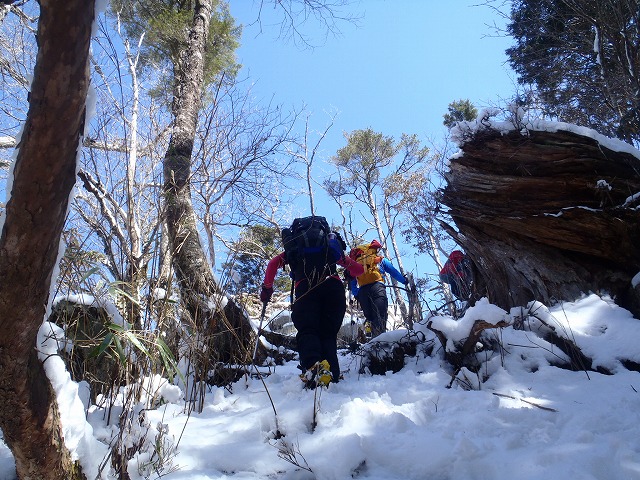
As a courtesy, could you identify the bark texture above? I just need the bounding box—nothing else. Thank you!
[162,0,254,374]
[0,0,94,478]
[442,126,640,315]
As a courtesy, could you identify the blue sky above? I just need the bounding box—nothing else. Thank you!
[230,1,516,142]
[228,1,518,284]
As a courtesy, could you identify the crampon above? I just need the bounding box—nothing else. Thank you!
[300,360,332,389]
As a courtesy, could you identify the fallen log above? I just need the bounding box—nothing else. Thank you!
[443,120,640,316]
[428,318,509,377]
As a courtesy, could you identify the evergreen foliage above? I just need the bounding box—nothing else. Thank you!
[109,0,241,99]
[332,128,397,185]
[506,0,640,144]
[222,225,288,294]
[329,129,430,192]
[443,99,477,128]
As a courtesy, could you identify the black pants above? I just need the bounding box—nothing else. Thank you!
[357,282,388,337]
[293,277,346,381]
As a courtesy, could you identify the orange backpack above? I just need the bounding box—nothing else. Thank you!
[350,241,383,287]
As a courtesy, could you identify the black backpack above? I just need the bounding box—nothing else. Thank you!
[281,216,345,285]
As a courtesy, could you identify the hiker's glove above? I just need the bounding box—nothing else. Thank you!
[260,285,274,303]
[404,273,412,285]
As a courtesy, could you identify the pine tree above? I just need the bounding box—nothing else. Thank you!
[110,0,240,98]
[222,225,287,295]
[506,0,640,144]
[443,99,477,129]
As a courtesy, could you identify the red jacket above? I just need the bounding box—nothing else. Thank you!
[440,250,466,277]
[262,252,364,289]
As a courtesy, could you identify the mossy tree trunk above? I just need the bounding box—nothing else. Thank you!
[162,0,255,403]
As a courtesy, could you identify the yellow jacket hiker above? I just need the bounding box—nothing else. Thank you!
[348,239,408,337]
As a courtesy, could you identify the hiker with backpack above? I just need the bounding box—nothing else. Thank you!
[260,216,364,388]
[439,250,472,301]
[348,239,408,338]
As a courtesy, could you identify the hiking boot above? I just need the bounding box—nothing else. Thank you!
[364,322,372,338]
[300,360,332,389]
[315,360,332,387]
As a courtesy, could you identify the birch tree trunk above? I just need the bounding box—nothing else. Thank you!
[368,189,408,324]
[123,32,145,329]
[382,200,409,324]
[0,1,94,478]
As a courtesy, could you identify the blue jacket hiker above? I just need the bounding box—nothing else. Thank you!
[348,240,407,338]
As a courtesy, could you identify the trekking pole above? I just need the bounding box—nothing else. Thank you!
[406,273,414,327]
[348,290,355,343]
[251,302,268,364]
[382,284,411,293]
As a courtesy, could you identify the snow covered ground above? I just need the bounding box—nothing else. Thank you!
[1,293,640,480]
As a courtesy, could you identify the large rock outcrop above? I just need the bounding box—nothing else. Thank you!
[442,115,640,316]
